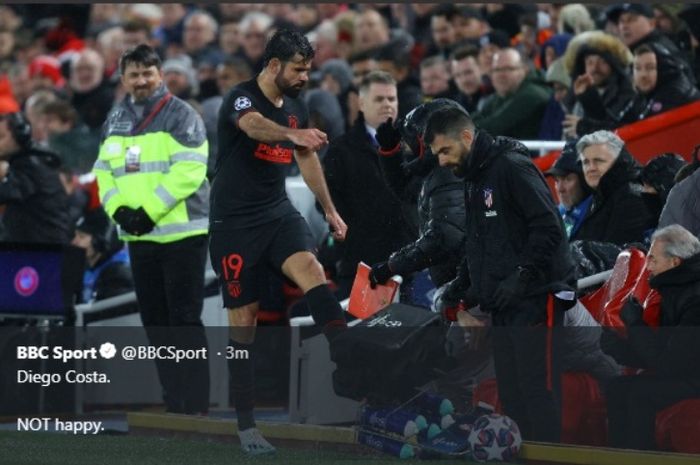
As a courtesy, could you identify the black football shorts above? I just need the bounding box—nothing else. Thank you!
[209,212,315,308]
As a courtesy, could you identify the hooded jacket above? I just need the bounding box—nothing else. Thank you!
[0,146,71,244]
[379,151,466,287]
[564,32,639,135]
[624,46,700,122]
[629,29,697,88]
[456,131,576,312]
[571,147,656,246]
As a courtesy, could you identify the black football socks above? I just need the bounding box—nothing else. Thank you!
[228,339,256,431]
[305,284,347,340]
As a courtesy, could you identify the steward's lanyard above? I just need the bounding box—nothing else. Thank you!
[131,93,172,135]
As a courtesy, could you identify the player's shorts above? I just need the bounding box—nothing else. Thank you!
[209,212,315,308]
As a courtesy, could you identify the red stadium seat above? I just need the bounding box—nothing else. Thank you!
[580,248,646,324]
[472,373,607,446]
[656,399,700,453]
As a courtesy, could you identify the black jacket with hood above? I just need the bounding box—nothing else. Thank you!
[623,44,700,122]
[455,131,576,312]
[379,150,466,287]
[0,146,71,244]
[571,147,656,246]
[571,43,639,135]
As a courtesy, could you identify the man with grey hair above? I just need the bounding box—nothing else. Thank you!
[183,11,223,67]
[602,223,700,450]
[570,130,655,245]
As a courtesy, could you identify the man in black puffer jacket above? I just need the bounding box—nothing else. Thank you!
[368,99,466,291]
[0,112,70,244]
[602,224,700,450]
[425,106,576,443]
[571,130,656,246]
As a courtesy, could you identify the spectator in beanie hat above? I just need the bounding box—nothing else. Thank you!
[72,206,133,303]
[28,55,66,91]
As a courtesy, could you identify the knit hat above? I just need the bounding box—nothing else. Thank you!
[162,55,198,93]
[606,3,654,23]
[546,140,582,176]
[545,58,571,88]
[315,59,353,93]
[28,55,66,88]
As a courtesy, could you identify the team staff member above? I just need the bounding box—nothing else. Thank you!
[93,45,211,415]
[210,29,347,455]
[426,107,576,442]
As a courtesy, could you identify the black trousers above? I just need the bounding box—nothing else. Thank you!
[606,375,700,450]
[129,235,210,414]
[491,294,563,443]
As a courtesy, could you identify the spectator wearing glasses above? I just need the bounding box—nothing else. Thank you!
[472,48,551,139]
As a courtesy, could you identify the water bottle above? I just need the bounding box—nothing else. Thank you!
[357,431,415,459]
[423,413,456,430]
[414,392,454,416]
[359,406,427,437]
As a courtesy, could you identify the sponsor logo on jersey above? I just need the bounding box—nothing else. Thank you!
[288,115,298,129]
[254,143,293,164]
[234,96,252,111]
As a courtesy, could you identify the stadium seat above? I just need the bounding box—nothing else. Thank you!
[472,373,607,446]
[656,399,700,453]
[580,248,646,324]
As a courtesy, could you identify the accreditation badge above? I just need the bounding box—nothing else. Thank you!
[125,145,141,172]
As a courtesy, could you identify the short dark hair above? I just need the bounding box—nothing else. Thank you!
[220,56,253,79]
[432,4,459,22]
[119,44,161,75]
[43,100,78,126]
[359,70,396,95]
[262,28,314,67]
[633,44,655,56]
[375,43,411,70]
[450,44,480,62]
[424,107,475,145]
[348,48,378,65]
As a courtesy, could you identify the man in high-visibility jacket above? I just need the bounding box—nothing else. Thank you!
[93,44,210,414]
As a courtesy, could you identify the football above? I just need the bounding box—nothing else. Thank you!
[467,413,522,462]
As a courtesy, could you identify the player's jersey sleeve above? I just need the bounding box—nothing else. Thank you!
[226,88,260,128]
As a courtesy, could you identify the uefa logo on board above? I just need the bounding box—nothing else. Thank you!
[14,266,40,297]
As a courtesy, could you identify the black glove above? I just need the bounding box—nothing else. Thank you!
[599,327,623,355]
[493,266,534,311]
[375,118,402,153]
[113,206,155,236]
[436,278,478,322]
[369,261,393,288]
[621,296,645,327]
[113,206,135,230]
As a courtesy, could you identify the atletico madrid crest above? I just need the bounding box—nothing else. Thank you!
[227,280,242,298]
[483,188,494,208]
